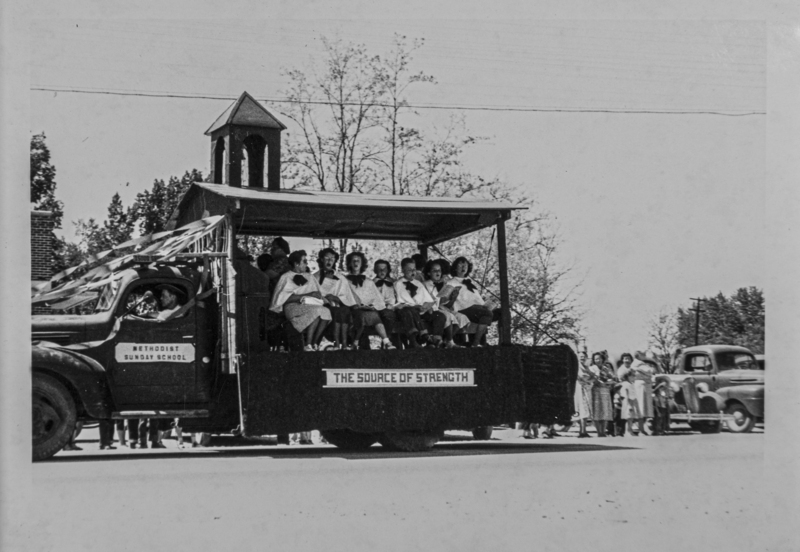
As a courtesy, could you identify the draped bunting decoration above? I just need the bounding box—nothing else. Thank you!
[31,216,226,308]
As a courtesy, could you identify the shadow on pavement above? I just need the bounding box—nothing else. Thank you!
[45,438,637,464]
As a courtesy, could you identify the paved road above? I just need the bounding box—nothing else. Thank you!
[15,428,795,552]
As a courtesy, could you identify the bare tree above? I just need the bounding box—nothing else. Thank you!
[647,308,681,373]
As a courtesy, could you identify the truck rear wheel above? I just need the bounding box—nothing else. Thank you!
[378,429,444,452]
[726,404,755,433]
[320,429,379,451]
[32,374,77,461]
[471,426,493,440]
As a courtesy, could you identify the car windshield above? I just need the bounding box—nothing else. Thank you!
[716,352,759,371]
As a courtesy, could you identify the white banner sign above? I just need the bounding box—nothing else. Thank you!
[115,343,195,363]
[323,368,475,388]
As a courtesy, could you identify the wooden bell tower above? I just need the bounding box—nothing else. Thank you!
[205,91,286,190]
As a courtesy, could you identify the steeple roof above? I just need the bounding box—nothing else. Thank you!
[205,91,287,135]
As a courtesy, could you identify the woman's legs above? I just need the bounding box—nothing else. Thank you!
[304,318,320,348]
[313,319,330,346]
[594,419,606,437]
[472,324,488,346]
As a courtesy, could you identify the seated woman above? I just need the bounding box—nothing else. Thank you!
[449,256,497,347]
[313,248,358,350]
[423,259,468,348]
[270,250,332,352]
[344,252,396,350]
[394,257,447,348]
[372,259,399,345]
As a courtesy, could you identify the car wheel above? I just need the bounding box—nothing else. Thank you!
[32,374,77,461]
[378,429,444,452]
[471,426,493,440]
[320,429,379,451]
[726,403,755,433]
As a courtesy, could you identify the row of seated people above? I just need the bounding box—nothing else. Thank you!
[261,244,499,352]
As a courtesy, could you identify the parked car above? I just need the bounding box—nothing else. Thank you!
[665,345,764,433]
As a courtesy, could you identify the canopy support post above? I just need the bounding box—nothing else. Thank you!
[417,243,428,261]
[496,217,512,345]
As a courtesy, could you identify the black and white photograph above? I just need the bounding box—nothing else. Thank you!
[2,1,799,551]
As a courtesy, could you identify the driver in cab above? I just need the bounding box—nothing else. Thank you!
[138,284,186,322]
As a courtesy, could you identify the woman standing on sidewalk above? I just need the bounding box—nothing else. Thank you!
[574,351,596,438]
[590,353,614,437]
[632,351,660,432]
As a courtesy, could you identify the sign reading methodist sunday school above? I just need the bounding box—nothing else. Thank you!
[116,343,195,363]
[324,368,475,388]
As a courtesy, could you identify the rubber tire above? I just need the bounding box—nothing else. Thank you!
[32,374,77,461]
[378,429,444,452]
[690,421,721,434]
[471,426,493,440]
[320,429,379,451]
[726,403,756,433]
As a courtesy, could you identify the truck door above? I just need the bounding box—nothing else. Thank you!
[109,280,208,407]
[683,353,714,391]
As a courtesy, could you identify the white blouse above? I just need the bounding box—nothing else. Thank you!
[449,276,486,311]
[346,275,386,310]
[312,270,358,306]
[373,277,397,308]
[394,277,435,307]
[270,271,325,313]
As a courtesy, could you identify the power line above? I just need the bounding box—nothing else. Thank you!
[30,86,766,116]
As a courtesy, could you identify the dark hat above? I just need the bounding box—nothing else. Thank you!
[155,284,186,301]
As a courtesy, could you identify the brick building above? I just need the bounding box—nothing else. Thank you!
[31,210,55,314]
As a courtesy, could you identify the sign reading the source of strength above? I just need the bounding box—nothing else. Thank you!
[323,368,475,388]
[115,343,195,363]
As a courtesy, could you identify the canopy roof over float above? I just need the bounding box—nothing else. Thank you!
[169,183,523,246]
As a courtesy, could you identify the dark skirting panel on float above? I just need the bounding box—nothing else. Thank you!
[239,345,577,435]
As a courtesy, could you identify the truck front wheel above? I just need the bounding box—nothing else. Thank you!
[378,429,444,452]
[320,430,379,451]
[32,374,77,461]
[726,403,755,433]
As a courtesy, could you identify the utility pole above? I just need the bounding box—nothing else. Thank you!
[689,297,706,346]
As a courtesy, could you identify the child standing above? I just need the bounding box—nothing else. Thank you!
[619,370,642,435]
[652,376,672,435]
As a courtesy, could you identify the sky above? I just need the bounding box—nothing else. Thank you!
[26,16,768,355]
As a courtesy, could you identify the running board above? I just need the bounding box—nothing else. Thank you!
[112,410,209,419]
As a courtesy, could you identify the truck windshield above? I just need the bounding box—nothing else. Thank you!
[716,352,759,371]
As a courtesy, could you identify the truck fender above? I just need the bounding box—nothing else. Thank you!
[715,385,764,418]
[32,343,114,419]
[696,390,725,412]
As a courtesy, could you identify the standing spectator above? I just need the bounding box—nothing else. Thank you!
[116,419,139,449]
[516,422,538,439]
[99,420,116,450]
[590,353,614,437]
[618,369,642,435]
[652,376,672,435]
[138,418,167,448]
[632,351,659,433]
[574,350,595,438]
[62,421,83,451]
